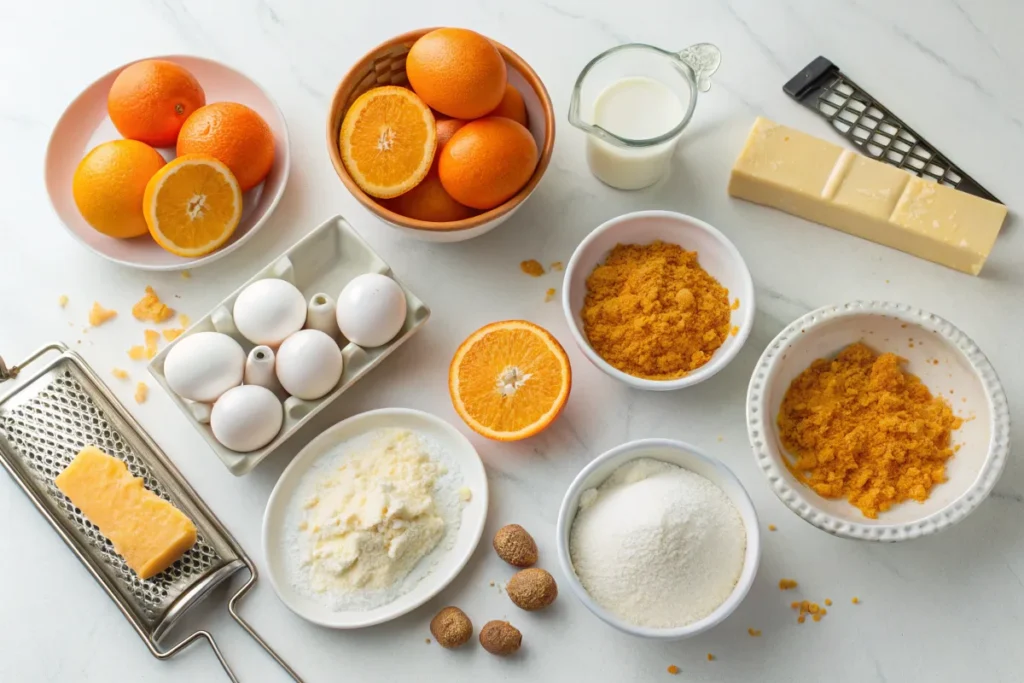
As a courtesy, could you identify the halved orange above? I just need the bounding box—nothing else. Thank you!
[340,86,436,198]
[143,154,242,257]
[449,320,571,441]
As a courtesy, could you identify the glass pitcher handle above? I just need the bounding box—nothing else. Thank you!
[677,43,721,93]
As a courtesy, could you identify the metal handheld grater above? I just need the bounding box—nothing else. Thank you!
[783,56,1000,204]
[0,343,302,682]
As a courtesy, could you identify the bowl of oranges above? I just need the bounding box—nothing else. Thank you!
[328,28,555,242]
[45,55,289,271]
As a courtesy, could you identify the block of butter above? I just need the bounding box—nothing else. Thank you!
[55,446,197,580]
[728,117,1007,275]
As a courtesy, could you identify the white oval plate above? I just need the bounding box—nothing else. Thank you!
[45,54,290,271]
[262,408,488,628]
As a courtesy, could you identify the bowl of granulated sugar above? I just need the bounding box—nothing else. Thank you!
[556,438,760,639]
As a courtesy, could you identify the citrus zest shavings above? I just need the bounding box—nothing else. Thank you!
[134,382,148,404]
[111,368,129,380]
[162,328,184,342]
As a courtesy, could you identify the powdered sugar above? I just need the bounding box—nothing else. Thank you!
[569,458,746,628]
[283,428,464,612]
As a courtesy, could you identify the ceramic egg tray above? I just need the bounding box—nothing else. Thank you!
[148,215,430,476]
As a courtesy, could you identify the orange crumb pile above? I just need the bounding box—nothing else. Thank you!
[134,382,148,404]
[706,653,714,662]
[163,328,184,342]
[550,261,564,271]
[666,665,680,675]
[132,286,175,323]
[111,368,129,380]
[852,597,860,605]
[779,578,798,590]
[58,295,69,308]
[520,259,545,277]
[544,288,556,303]
[748,628,761,637]
[777,342,962,518]
[824,598,832,606]
[792,600,826,624]
[89,302,117,327]
[581,242,731,380]
[768,524,777,531]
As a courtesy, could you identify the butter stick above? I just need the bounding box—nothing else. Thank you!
[728,117,1007,275]
[55,446,197,580]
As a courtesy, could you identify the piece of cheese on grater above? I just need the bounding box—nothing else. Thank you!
[55,446,197,579]
[728,117,1007,275]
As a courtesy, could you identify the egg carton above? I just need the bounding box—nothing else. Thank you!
[149,215,430,476]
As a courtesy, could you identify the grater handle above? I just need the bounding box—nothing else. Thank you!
[158,630,240,683]
[0,343,68,383]
[229,567,305,682]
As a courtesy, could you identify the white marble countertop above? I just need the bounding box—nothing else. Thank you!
[1,1,1022,681]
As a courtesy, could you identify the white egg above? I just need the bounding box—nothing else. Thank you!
[276,329,343,400]
[233,278,307,346]
[210,385,283,452]
[335,273,407,348]
[164,332,245,403]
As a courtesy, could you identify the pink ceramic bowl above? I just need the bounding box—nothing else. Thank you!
[45,55,290,271]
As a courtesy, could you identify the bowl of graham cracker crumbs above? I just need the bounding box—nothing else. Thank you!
[561,210,755,391]
[747,301,1010,541]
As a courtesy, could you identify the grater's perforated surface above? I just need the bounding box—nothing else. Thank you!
[0,361,234,629]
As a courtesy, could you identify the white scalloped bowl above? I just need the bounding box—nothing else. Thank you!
[747,302,1009,541]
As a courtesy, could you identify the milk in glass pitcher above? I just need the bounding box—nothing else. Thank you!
[569,43,721,190]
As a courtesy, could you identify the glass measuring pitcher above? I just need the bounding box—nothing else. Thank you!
[569,43,721,190]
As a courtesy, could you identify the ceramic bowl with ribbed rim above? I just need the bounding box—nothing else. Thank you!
[747,301,1009,541]
[556,439,760,640]
[327,28,555,243]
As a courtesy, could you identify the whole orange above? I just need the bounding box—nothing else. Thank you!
[72,140,167,238]
[108,60,205,148]
[406,28,507,119]
[177,102,274,191]
[487,84,528,127]
[438,117,538,211]
[382,118,475,222]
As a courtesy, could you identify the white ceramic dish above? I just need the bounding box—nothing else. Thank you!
[45,54,290,271]
[555,438,760,640]
[562,210,755,390]
[747,301,1010,541]
[148,215,430,475]
[262,408,488,629]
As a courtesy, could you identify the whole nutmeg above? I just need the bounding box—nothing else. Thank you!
[506,568,558,611]
[493,524,538,567]
[429,606,473,649]
[479,620,522,656]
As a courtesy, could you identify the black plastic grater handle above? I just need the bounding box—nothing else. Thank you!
[783,56,1000,204]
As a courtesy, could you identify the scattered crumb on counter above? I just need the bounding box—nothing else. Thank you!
[425,638,431,644]
[852,597,860,604]
[520,259,545,277]
[128,346,146,361]
[706,654,714,662]
[111,368,129,380]
[163,328,184,342]
[132,286,175,323]
[179,313,191,327]
[768,524,777,531]
[824,598,832,606]
[489,581,495,587]
[730,326,739,336]
[667,665,680,675]
[731,298,740,310]
[544,288,556,302]
[88,302,117,327]
[748,628,761,637]
[550,261,564,271]
[134,382,148,404]
[181,270,191,279]
[779,579,798,590]
[458,486,472,502]
[793,600,826,623]
[144,330,160,359]
[717,435,723,442]
[58,295,69,308]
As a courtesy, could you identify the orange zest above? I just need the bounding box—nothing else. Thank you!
[339,86,436,198]
[449,320,571,441]
[143,154,242,257]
